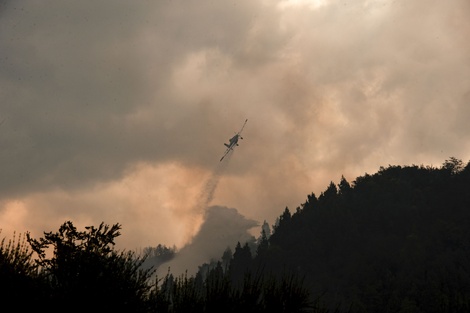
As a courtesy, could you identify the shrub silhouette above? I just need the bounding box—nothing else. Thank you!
[27,221,154,312]
[0,231,44,310]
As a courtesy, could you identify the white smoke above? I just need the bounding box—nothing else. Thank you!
[155,149,256,277]
[195,151,233,214]
[157,205,258,277]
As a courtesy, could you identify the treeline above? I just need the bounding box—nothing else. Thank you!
[0,222,153,312]
[155,157,470,312]
[250,157,470,312]
[152,259,315,313]
[2,157,470,312]
[0,221,318,312]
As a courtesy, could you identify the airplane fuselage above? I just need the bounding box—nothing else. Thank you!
[224,134,240,149]
[220,119,247,162]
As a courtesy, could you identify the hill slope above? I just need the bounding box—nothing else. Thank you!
[256,158,470,312]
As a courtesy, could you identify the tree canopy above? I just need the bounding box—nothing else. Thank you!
[258,158,470,312]
[2,158,470,312]
[26,221,154,312]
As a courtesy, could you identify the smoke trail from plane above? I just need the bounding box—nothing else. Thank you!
[196,150,233,214]
[176,149,234,246]
[152,151,236,275]
[155,151,256,276]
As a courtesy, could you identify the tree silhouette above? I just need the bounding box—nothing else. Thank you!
[258,158,470,312]
[0,232,44,310]
[27,221,154,312]
[5,158,469,312]
[229,242,252,286]
[442,156,465,174]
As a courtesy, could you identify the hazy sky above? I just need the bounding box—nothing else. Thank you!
[1,0,469,251]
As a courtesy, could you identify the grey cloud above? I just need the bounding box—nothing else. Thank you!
[1,0,470,248]
[0,0,287,198]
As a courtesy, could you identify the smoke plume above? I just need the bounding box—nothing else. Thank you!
[157,205,258,277]
[195,152,233,215]
[155,151,254,277]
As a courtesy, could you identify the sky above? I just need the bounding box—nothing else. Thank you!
[1,0,470,256]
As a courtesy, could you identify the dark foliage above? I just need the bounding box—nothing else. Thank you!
[142,244,177,270]
[149,263,316,313]
[1,222,316,312]
[0,232,46,310]
[3,157,469,312]
[26,221,155,312]
[259,158,470,312]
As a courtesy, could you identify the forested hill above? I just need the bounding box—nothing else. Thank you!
[3,158,469,312]
[256,158,470,312]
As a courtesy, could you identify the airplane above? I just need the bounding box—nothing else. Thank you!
[220,119,248,162]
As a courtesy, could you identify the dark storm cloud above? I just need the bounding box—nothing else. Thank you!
[0,0,288,198]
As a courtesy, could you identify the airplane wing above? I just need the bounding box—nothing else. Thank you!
[220,147,231,162]
[238,119,248,136]
[219,119,248,162]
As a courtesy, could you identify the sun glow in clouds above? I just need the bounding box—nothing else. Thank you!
[0,162,211,250]
[1,0,469,255]
[278,0,328,10]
